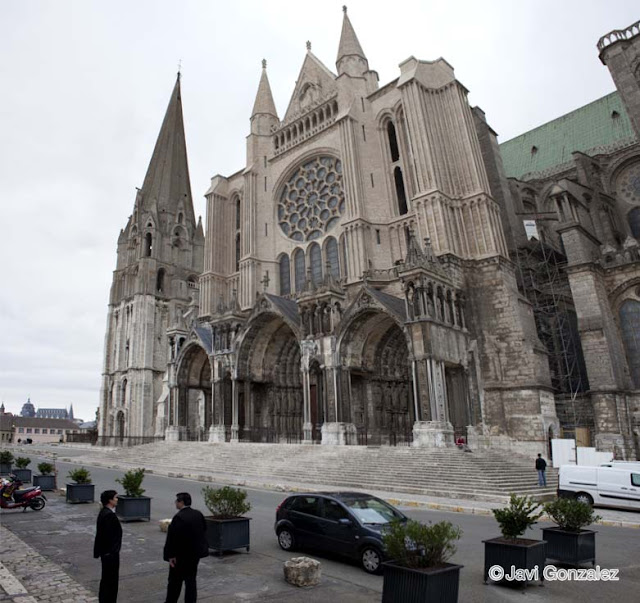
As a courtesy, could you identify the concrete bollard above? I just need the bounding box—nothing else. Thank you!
[283,556,321,587]
[159,519,172,532]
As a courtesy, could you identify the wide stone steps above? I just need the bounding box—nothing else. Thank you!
[75,441,557,502]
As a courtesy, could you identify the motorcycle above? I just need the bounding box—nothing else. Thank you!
[0,474,47,511]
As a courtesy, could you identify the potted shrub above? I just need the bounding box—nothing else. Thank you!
[115,468,151,522]
[483,494,545,585]
[0,450,14,475]
[202,485,251,555]
[542,497,601,566]
[66,467,95,503]
[33,462,56,491]
[382,519,463,603]
[13,457,32,483]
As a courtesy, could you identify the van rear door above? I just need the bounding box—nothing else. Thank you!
[596,468,640,510]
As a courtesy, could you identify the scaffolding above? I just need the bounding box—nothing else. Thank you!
[515,232,592,436]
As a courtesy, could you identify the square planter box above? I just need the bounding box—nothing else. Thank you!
[542,527,596,566]
[483,538,546,585]
[33,475,56,491]
[205,517,251,555]
[382,561,463,603]
[66,483,95,504]
[13,469,32,483]
[0,463,12,475]
[116,496,152,522]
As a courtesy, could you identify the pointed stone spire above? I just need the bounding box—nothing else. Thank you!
[68,404,74,421]
[251,59,278,119]
[336,6,368,76]
[139,73,193,216]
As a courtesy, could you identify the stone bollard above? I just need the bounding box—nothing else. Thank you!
[159,519,172,532]
[283,557,321,587]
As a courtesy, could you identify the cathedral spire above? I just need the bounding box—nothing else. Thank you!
[251,59,278,119]
[139,73,193,215]
[336,6,368,76]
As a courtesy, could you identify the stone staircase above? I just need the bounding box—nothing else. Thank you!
[74,442,557,503]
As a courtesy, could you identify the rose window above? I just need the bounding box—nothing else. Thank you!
[277,156,345,241]
[616,160,640,204]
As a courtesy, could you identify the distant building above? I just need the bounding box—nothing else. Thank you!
[20,398,36,418]
[37,408,69,420]
[0,411,15,443]
[14,417,84,444]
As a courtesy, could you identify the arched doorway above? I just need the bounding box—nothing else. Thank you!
[237,313,305,442]
[339,309,414,445]
[175,344,212,440]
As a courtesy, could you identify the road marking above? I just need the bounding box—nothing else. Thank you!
[0,561,37,602]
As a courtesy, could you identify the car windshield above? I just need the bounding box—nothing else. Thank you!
[341,496,403,525]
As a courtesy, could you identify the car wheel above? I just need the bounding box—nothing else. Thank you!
[361,546,383,574]
[575,492,593,506]
[278,528,295,551]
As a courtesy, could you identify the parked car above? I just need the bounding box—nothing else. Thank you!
[274,491,407,574]
[558,464,640,510]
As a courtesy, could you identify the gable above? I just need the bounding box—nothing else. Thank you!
[283,52,337,123]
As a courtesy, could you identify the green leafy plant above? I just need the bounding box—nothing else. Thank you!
[202,485,251,519]
[492,494,543,540]
[116,468,146,497]
[37,462,54,475]
[382,519,462,569]
[14,456,31,469]
[0,451,14,464]
[544,497,601,532]
[67,467,92,484]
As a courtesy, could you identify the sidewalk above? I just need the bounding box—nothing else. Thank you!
[0,524,97,603]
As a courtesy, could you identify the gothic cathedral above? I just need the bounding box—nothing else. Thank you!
[100,10,640,459]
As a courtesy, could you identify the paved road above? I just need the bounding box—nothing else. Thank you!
[1,449,639,602]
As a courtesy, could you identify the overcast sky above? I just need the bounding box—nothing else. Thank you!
[0,0,637,421]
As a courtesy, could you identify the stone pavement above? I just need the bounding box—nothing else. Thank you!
[0,524,97,603]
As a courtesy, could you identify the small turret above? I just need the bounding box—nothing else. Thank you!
[251,59,279,135]
[336,6,369,77]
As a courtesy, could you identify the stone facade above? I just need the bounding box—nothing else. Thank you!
[101,11,640,459]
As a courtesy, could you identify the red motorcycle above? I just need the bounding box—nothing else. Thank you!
[0,474,46,511]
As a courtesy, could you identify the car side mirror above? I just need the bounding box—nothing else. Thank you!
[338,518,352,526]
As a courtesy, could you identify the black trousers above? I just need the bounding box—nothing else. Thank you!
[99,553,120,603]
[165,558,199,603]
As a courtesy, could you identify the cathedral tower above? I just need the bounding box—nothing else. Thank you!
[99,74,204,440]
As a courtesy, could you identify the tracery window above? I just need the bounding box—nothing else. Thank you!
[620,299,640,388]
[279,255,291,296]
[628,207,640,239]
[325,237,339,278]
[310,243,322,285]
[294,249,305,293]
[278,156,345,242]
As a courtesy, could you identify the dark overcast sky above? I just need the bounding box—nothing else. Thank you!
[0,0,637,420]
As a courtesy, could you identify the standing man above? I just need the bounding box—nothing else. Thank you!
[93,490,122,603]
[163,492,208,603]
[536,453,547,487]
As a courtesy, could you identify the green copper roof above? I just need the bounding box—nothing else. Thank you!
[499,92,636,179]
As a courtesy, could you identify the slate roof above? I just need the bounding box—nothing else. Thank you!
[368,288,407,322]
[13,417,81,430]
[194,325,213,354]
[499,92,636,179]
[265,293,300,326]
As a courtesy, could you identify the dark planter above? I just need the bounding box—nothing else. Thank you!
[205,517,251,555]
[382,561,463,603]
[116,496,152,522]
[13,468,32,483]
[542,527,596,566]
[483,538,546,585]
[66,483,95,504]
[0,463,12,475]
[33,474,56,491]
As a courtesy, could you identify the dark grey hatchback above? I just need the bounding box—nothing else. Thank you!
[274,491,407,574]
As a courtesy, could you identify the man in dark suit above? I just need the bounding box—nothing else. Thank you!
[93,489,123,603]
[163,492,208,603]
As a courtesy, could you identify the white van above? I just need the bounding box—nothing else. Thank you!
[558,465,640,511]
